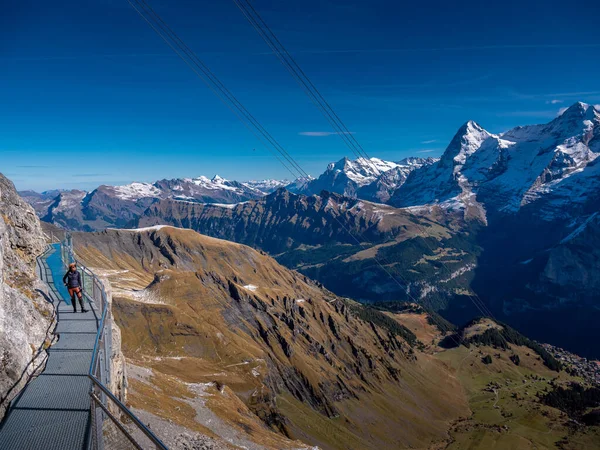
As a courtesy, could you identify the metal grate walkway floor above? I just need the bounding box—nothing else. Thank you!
[0,245,99,450]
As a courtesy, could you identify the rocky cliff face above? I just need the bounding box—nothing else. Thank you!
[97,277,127,405]
[0,174,55,420]
[137,189,427,253]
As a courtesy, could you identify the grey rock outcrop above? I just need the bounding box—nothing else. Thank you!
[100,279,127,405]
[0,173,56,420]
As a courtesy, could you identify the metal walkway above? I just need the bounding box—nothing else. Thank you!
[0,244,99,450]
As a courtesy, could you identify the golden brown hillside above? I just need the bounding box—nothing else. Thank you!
[73,226,470,449]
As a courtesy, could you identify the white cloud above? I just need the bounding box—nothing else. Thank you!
[299,131,355,137]
[416,149,436,153]
[546,99,563,104]
[557,107,569,116]
[421,139,437,144]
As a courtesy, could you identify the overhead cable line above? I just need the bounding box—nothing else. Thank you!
[232,0,494,305]
[127,0,310,183]
[232,0,376,165]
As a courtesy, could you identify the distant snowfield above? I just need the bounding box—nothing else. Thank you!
[111,225,176,232]
[209,201,248,209]
[243,284,258,292]
[191,175,239,191]
[561,212,599,243]
[112,182,162,200]
[169,199,249,209]
[102,175,286,204]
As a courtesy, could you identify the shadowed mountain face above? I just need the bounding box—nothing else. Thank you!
[392,102,600,357]
[134,190,479,306]
[73,226,469,449]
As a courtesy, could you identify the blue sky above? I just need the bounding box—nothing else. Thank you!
[2,0,599,191]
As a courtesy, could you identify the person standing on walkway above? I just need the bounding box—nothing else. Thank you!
[63,263,87,313]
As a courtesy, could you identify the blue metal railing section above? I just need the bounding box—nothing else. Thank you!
[61,234,168,450]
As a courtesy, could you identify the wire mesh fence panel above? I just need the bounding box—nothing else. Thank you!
[90,391,163,450]
[90,395,141,450]
[83,271,94,297]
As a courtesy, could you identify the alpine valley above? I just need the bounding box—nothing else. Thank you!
[2,102,600,448]
[22,102,600,360]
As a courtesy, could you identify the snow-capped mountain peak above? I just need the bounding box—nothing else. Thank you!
[191,176,212,185]
[392,101,600,221]
[296,155,437,202]
[448,120,492,168]
[327,156,404,186]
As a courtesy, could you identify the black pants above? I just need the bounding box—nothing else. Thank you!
[68,287,85,311]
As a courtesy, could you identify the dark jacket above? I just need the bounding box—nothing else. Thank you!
[63,270,81,288]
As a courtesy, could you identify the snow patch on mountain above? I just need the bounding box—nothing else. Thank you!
[190,175,240,192]
[208,202,249,209]
[116,225,175,232]
[561,212,599,243]
[327,157,403,186]
[112,182,162,200]
[243,179,289,193]
[53,190,87,212]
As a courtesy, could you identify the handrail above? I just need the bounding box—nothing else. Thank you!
[62,233,168,450]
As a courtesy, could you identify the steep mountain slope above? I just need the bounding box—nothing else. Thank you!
[18,190,62,219]
[73,226,470,449]
[0,174,55,420]
[135,189,479,305]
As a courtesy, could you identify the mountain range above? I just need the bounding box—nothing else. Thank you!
[2,140,600,448]
[20,175,289,231]
[20,101,600,359]
[20,157,434,231]
[292,156,438,203]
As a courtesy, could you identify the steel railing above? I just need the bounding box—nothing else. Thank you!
[61,234,168,450]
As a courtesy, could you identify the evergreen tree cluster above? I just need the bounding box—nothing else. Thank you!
[346,302,418,347]
[461,320,562,372]
[541,383,600,418]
